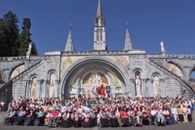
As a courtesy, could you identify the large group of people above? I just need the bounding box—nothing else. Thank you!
[3,96,195,128]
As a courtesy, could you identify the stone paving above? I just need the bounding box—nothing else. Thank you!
[1,112,195,130]
[0,112,6,124]
[0,123,195,130]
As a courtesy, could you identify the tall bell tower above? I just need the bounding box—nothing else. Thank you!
[93,0,106,51]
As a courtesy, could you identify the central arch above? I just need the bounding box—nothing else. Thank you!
[61,58,130,98]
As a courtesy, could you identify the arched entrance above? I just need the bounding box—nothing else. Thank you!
[61,59,129,98]
[81,72,109,98]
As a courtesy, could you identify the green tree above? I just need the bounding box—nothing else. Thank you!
[19,18,38,56]
[0,11,20,56]
[31,42,38,55]
[0,18,7,56]
[19,18,31,55]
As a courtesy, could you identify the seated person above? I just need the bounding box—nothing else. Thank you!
[4,108,17,125]
[34,108,45,126]
[24,108,36,126]
[109,110,119,127]
[120,108,130,127]
[14,107,26,125]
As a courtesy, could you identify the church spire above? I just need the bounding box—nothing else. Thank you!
[97,0,102,18]
[96,0,104,26]
[93,0,106,51]
[64,24,74,52]
[124,25,132,51]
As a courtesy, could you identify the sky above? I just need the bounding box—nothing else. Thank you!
[0,0,195,55]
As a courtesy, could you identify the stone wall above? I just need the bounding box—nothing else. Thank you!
[0,51,195,99]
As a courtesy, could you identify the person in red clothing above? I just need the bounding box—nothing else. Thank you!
[120,108,130,127]
[97,84,106,97]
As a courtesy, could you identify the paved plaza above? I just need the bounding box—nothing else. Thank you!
[0,123,195,130]
[0,112,195,130]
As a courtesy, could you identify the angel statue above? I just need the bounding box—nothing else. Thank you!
[26,42,32,59]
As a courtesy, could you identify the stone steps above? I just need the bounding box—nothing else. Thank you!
[148,59,195,97]
[12,81,26,98]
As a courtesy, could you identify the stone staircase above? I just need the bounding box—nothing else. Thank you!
[0,59,43,110]
[0,59,42,90]
[148,59,195,97]
[12,80,27,99]
[165,78,182,97]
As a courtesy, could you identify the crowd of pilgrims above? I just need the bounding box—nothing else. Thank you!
[3,96,195,128]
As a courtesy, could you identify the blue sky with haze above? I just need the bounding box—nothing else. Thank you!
[0,0,195,55]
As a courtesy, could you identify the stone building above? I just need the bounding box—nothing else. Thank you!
[0,0,195,107]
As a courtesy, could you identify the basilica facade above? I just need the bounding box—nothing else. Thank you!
[0,0,195,105]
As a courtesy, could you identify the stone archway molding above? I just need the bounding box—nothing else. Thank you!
[60,57,131,98]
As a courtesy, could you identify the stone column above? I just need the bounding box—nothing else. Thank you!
[41,80,45,98]
[38,80,45,98]
[27,80,32,98]
[24,80,28,98]
[37,80,41,99]
[183,67,191,81]
[111,85,116,97]
[57,80,62,98]
[150,79,155,97]
[160,78,166,97]
[141,79,145,97]
[44,80,49,98]
[55,80,60,98]
[144,79,152,97]
[77,85,82,98]
[142,79,147,97]
[3,69,10,82]
[129,79,135,98]
[149,79,154,97]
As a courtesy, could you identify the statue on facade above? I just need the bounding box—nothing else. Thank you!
[153,76,161,98]
[26,42,32,59]
[135,74,142,97]
[97,84,107,97]
[31,78,37,99]
[49,74,56,98]
[160,41,166,55]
